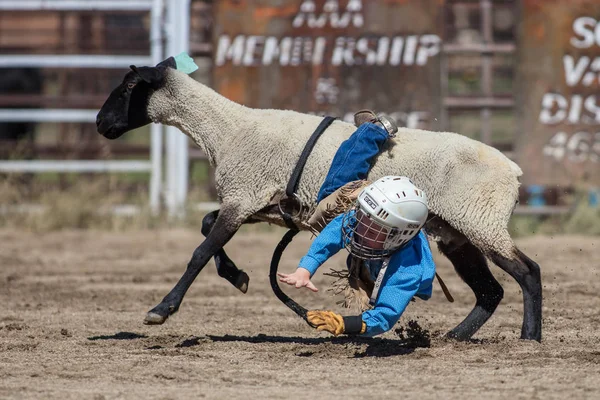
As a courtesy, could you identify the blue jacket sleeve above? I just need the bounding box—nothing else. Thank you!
[360,233,431,337]
[298,214,345,276]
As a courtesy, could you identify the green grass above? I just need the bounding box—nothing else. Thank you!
[509,198,600,238]
[448,110,515,145]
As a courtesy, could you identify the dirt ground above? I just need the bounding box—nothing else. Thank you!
[0,227,599,399]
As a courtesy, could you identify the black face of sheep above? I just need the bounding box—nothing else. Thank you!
[96,58,175,139]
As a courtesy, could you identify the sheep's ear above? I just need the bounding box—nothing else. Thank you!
[129,65,164,85]
[157,57,176,69]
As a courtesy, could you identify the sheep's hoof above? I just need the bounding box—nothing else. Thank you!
[444,330,471,342]
[144,312,168,325]
[235,271,250,294]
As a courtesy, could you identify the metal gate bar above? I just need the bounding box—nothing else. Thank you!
[0,0,165,214]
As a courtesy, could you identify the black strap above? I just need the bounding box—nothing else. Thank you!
[342,315,364,335]
[271,116,336,324]
[269,229,316,327]
[281,212,298,231]
[286,116,337,198]
[281,116,336,230]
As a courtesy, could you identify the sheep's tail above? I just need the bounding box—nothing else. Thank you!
[508,159,523,177]
[493,145,522,177]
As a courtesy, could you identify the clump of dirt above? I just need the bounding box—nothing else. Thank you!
[394,320,431,348]
[1,322,28,331]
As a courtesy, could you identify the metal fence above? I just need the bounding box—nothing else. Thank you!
[0,0,191,216]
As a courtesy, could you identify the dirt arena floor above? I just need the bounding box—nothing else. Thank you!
[0,227,599,399]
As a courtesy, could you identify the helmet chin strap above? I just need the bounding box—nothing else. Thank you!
[370,258,390,305]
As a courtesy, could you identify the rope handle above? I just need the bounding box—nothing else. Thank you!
[435,272,454,303]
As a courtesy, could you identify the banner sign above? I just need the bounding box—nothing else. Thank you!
[213,0,443,129]
[517,0,600,186]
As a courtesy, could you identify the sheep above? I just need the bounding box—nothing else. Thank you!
[96,56,542,342]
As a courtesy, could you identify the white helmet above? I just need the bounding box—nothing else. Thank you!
[341,176,428,259]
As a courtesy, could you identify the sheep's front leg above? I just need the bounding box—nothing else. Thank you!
[201,210,249,293]
[144,206,243,325]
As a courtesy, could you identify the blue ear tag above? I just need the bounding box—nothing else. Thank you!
[173,52,199,74]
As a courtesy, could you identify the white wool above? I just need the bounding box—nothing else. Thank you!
[147,70,522,258]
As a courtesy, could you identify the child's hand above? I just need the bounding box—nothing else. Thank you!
[277,268,318,292]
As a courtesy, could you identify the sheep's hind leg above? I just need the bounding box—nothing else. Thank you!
[491,248,542,342]
[438,240,504,341]
[202,210,249,293]
[144,205,243,325]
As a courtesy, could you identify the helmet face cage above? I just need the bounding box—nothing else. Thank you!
[341,205,414,260]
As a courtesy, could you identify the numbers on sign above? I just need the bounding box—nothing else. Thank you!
[314,78,339,104]
[567,131,591,162]
[543,132,568,160]
[543,131,600,163]
[592,133,600,162]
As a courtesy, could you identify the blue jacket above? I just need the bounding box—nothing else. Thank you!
[299,214,436,336]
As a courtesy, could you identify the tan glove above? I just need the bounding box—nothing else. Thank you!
[307,310,367,336]
[307,310,345,336]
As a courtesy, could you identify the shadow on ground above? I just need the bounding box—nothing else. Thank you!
[203,333,427,358]
[84,330,429,358]
[87,332,148,341]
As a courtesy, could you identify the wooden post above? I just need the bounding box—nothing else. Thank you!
[480,0,493,145]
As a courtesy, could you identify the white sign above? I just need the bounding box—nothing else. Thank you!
[293,0,364,28]
[539,93,600,125]
[539,16,600,163]
[216,1,439,129]
[543,131,600,163]
[570,16,600,48]
[314,78,339,104]
[563,55,600,87]
[215,34,440,67]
